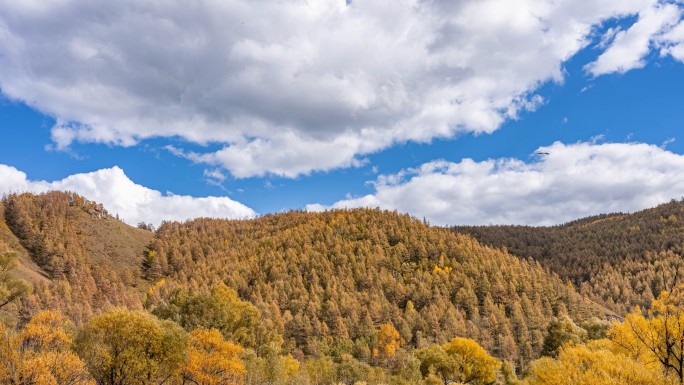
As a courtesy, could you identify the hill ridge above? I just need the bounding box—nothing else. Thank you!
[454,198,684,314]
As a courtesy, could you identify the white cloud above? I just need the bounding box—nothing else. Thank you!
[0,0,667,177]
[203,168,227,184]
[0,165,256,226]
[586,3,682,76]
[203,169,226,181]
[659,15,684,60]
[307,142,684,226]
[662,137,676,148]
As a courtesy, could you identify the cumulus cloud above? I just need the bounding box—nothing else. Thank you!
[585,2,682,76]
[0,165,256,226]
[307,142,684,226]
[0,0,670,177]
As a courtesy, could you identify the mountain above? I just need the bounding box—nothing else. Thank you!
[146,209,604,365]
[5,191,684,384]
[0,191,603,368]
[454,199,684,314]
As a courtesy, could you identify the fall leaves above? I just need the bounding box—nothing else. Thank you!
[609,287,684,384]
[184,328,247,385]
[1,309,246,385]
[6,285,684,384]
[416,337,500,385]
[76,309,188,385]
[146,208,597,369]
[374,323,403,365]
[7,192,684,384]
[0,311,93,385]
[2,192,600,373]
[526,287,684,385]
[0,250,30,311]
[526,340,668,385]
[0,300,500,385]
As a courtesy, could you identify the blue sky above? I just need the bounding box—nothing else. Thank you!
[1,1,684,226]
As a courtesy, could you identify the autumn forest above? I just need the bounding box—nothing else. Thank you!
[2,191,684,384]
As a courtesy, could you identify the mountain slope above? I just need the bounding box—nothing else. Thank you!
[0,201,49,285]
[454,199,684,314]
[147,209,603,365]
[0,191,607,368]
[2,192,153,322]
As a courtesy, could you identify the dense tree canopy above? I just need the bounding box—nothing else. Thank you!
[4,192,684,384]
[456,199,684,314]
[145,208,599,368]
[1,192,152,323]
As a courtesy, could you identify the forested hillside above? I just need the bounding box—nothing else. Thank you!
[454,199,684,314]
[0,192,152,323]
[3,191,683,384]
[146,209,601,366]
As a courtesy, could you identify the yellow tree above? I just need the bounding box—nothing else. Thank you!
[20,351,96,385]
[76,308,187,385]
[150,283,281,354]
[375,323,403,365]
[0,310,94,385]
[610,286,684,384]
[20,310,73,350]
[280,355,299,376]
[525,339,669,385]
[416,337,500,385]
[304,356,336,385]
[182,328,245,385]
[443,337,500,385]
